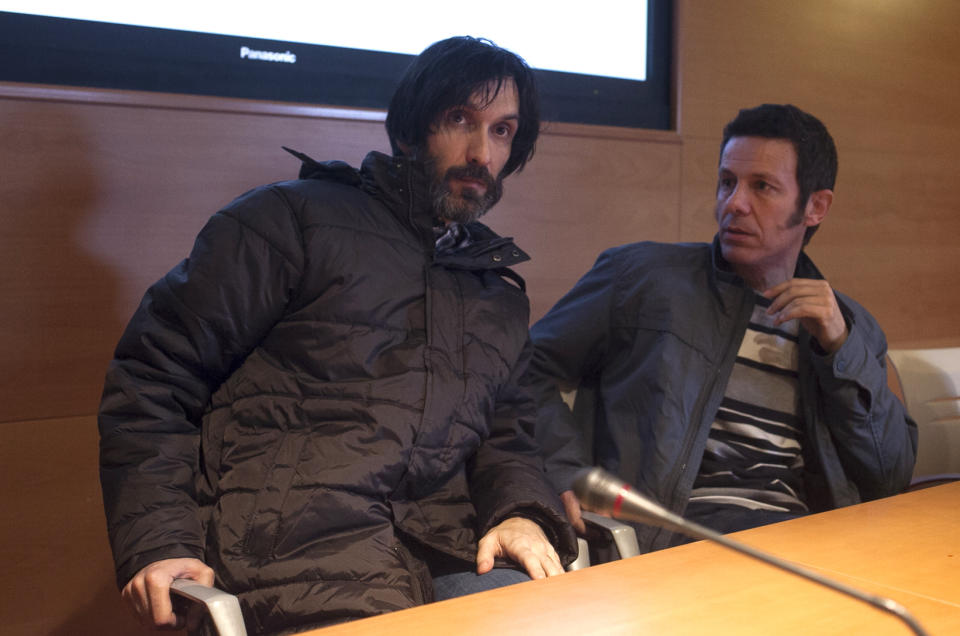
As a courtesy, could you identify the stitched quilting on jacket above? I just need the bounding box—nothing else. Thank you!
[99,151,575,635]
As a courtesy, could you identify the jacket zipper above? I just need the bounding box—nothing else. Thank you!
[654,285,752,549]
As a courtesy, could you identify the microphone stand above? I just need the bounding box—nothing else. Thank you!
[574,468,929,636]
[664,516,929,636]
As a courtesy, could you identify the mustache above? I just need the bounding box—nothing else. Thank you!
[443,163,497,189]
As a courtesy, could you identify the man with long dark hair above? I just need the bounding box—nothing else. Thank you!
[99,36,576,634]
[527,104,916,553]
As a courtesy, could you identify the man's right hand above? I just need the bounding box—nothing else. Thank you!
[122,557,215,630]
[561,490,586,534]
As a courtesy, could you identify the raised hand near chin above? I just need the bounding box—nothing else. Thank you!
[763,278,848,353]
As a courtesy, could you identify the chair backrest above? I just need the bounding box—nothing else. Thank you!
[887,347,960,477]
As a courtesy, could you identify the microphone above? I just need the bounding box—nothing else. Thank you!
[573,467,929,636]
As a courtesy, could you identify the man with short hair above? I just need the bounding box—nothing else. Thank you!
[99,36,576,635]
[526,104,917,552]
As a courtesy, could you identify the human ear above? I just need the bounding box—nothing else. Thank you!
[804,189,833,227]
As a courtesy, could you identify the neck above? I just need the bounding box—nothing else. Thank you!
[733,260,797,293]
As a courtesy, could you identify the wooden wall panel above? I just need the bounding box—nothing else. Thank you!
[677,0,960,145]
[676,0,960,348]
[2,2,959,633]
[0,90,391,424]
[492,128,681,322]
[0,416,149,636]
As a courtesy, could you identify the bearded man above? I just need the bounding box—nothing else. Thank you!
[98,36,576,635]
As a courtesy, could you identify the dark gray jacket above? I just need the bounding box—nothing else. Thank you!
[527,239,917,553]
[99,151,575,634]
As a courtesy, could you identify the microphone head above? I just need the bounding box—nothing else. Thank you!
[572,466,627,514]
[573,466,687,533]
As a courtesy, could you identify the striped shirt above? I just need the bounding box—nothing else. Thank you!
[686,294,808,519]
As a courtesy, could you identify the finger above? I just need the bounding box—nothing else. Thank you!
[761,279,793,301]
[122,577,149,626]
[180,564,215,630]
[764,291,795,316]
[775,295,830,324]
[765,286,803,315]
[541,547,565,577]
[476,535,498,574]
[766,295,791,316]
[143,569,178,628]
[519,552,548,580]
[195,563,216,587]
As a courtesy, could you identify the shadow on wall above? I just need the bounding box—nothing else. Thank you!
[0,99,126,422]
[48,581,153,636]
[0,101,141,635]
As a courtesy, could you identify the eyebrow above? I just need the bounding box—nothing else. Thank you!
[718,166,783,184]
[462,100,520,117]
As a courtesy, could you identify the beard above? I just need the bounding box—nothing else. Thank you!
[428,162,504,225]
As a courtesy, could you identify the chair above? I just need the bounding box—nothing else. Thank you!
[172,513,638,634]
[566,511,641,570]
[172,385,639,632]
[174,516,637,634]
[170,579,247,636]
[887,347,960,486]
[558,387,641,570]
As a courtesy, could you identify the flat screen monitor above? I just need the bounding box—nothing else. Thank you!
[0,2,673,129]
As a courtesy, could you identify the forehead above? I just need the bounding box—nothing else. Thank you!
[720,136,797,180]
[465,78,519,114]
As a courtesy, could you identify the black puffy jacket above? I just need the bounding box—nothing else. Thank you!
[99,151,575,634]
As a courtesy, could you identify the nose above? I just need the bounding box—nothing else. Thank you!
[466,129,491,167]
[721,183,750,217]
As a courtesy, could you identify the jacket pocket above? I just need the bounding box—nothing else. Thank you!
[393,539,433,605]
[241,430,308,558]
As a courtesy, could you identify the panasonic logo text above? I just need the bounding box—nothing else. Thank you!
[240,46,297,64]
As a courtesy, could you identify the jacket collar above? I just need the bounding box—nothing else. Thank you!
[709,234,826,286]
[285,147,530,271]
[707,234,827,314]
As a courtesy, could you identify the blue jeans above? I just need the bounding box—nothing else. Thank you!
[432,568,531,601]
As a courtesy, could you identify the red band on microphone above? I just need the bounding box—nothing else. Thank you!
[614,484,630,517]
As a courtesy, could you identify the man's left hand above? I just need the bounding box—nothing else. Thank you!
[763,278,848,353]
[477,517,564,579]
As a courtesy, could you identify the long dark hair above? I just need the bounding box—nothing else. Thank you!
[385,36,540,177]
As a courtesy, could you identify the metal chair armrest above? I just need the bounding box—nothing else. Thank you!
[581,510,640,559]
[565,511,641,571]
[567,537,592,571]
[170,579,247,636]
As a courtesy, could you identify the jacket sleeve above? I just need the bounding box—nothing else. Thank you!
[522,249,621,493]
[98,185,304,587]
[808,296,918,501]
[467,336,578,566]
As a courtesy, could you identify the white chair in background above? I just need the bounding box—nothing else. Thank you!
[887,347,960,485]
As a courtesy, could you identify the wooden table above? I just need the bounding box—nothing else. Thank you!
[306,482,960,635]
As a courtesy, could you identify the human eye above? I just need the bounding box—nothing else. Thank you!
[446,108,469,126]
[717,176,735,192]
[493,121,516,139]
